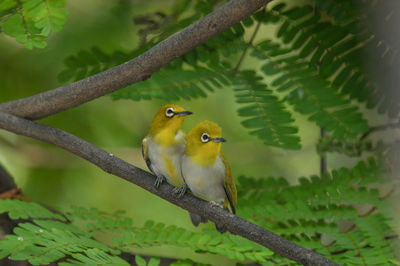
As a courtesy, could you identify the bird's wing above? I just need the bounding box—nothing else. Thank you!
[221,153,237,214]
[142,137,153,173]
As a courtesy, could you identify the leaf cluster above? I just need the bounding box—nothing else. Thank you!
[0,0,67,49]
[0,157,397,265]
[56,0,399,151]
[1,0,399,265]
[257,1,399,118]
[234,70,300,149]
[238,158,399,265]
[0,200,273,265]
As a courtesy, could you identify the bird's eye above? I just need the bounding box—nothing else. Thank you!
[201,133,210,143]
[165,107,175,118]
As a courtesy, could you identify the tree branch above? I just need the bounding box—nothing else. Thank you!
[0,111,338,266]
[0,0,271,120]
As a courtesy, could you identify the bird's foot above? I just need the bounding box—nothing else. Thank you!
[154,175,166,188]
[173,183,188,198]
[210,201,224,208]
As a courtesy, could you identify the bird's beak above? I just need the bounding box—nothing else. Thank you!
[176,111,193,116]
[211,137,226,143]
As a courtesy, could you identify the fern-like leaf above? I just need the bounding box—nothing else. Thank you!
[0,200,274,264]
[59,248,129,266]
[112,66,230,101]
[0,199,65,221]
[237,158,398,265]
[257,2,399,118]
[0,220,118,265]
[0,200,124,265]
[0,0,67,49]
[234,70,301,149]
[111,221,273,263]
[57,47,137,83]
[253,39,369,139]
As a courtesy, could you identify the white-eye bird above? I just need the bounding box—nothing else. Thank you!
[142,104,193,191]
[181,120,237,232]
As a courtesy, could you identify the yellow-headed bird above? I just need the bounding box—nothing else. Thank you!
[142,104,192,191]
[182,120,237,232]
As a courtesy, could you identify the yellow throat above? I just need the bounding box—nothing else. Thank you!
[185,120,223,166]
[148,104,189,146]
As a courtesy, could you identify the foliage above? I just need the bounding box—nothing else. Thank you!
[1,0,399,265]
[112,66,231,102]
[57,47,139,83]
[59,248,129,266]
[0,199,273,265]
[238,158,399,265]
[252,4,373,139]
[0,157,398,265]
[0,0,68,49]
[234,70,300,149]
[55,0,398,149]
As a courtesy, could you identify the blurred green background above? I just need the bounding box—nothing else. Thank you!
[0,0,377,264]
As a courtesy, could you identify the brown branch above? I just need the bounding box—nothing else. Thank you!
[0,111,338,265]
[0,0,271,120]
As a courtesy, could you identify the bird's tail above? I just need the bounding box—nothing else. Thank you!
[215,223,227,233]
[189,212,208,226]
[189,212,227,233]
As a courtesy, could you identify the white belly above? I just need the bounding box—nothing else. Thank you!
[146,131,185,186]
[182,155,226,205]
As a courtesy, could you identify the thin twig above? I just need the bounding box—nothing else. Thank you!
[0,111,338,266]
[234,6,266,72]
[320,127,327,175]
[360,119,400,140]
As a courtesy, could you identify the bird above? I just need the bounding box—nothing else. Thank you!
[142,104,193,193]
[181,120,237,232]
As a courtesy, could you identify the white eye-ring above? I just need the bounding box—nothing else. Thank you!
[165,107,175,118]
[201,133,210,143]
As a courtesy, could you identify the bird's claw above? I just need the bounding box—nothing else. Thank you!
[210,201,219,205]
[154,175,165,188]
[210,201,224,208]
[173,184,187,198]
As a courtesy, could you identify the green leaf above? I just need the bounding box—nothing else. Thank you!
[258,41,369,139]
[60,248,129,266]
[238,158,397,264]
[0,0,68,49]
[148,257,161,266]
[0,199,65,221]
[2,13,29,46]
[0,0,16,11]
[135,255,147,266]
[234,71,301,149]
[0,219,116,265]
[112,66,230,102]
